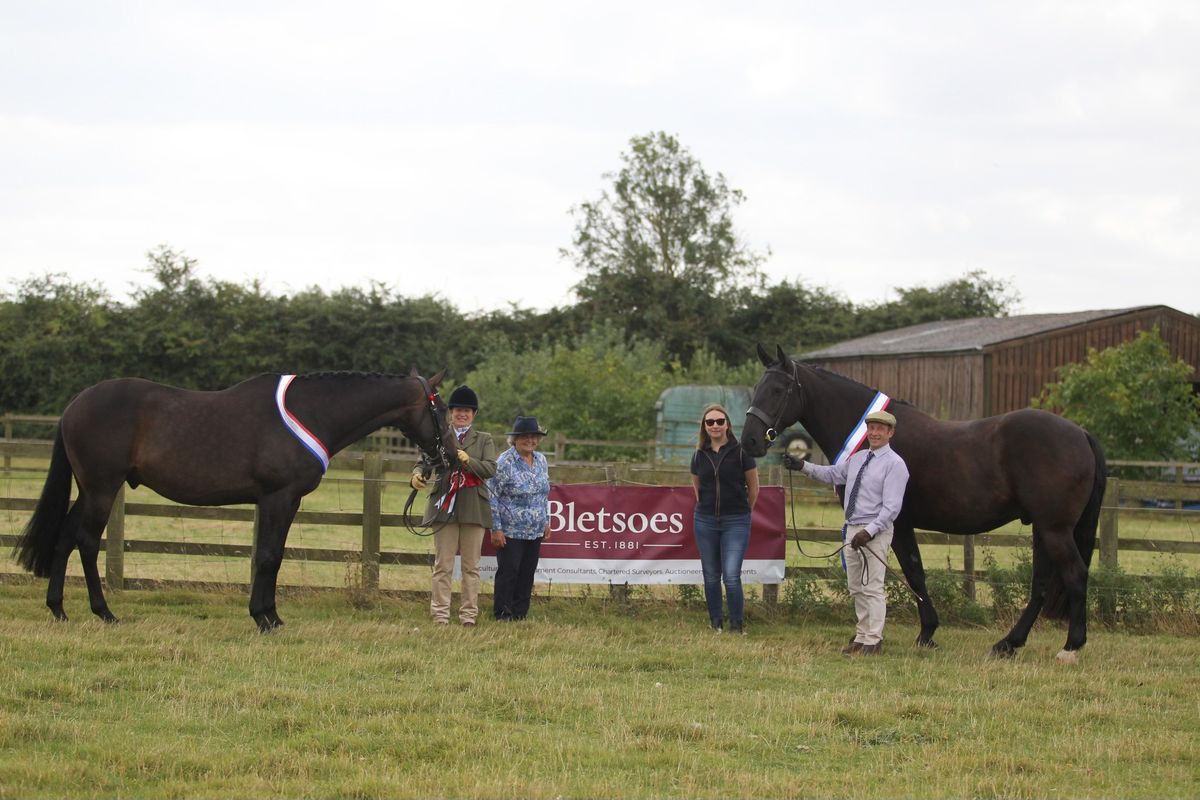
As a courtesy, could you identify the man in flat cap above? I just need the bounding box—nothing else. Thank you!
[784,408,909,655]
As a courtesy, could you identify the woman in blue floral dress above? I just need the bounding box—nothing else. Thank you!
[488,416,551,620]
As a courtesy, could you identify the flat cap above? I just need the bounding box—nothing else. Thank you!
[865,410,897,427]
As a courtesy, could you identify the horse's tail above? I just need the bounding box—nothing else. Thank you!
[1044,430,1106,618]
[13,423,74,577]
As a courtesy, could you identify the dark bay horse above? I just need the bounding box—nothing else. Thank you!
[13,370,458,632]
[744,346,1106,662]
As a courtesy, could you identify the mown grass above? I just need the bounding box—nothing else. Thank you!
[1,584,1198,799]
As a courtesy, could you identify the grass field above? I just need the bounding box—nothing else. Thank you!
[1,584,1197,799]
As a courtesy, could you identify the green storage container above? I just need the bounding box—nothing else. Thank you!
[654,385,819,465]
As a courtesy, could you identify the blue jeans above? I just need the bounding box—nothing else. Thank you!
[693,511,752,630]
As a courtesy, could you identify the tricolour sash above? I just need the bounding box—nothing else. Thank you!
[275,375,330,472]
[832,391,891,465]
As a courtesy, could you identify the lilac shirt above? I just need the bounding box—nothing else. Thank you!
[802,444,909,538]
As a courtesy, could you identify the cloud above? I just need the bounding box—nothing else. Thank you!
[1,1,1198,316]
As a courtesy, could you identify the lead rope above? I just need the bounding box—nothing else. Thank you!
[403,467,468,537]
[785,466,925,602]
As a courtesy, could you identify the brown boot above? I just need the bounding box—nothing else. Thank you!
[860,643,883,656]
[841,639,864,655]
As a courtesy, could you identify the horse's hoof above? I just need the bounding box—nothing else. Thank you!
[1055,649,1079,665]
[990,641,1017,659]
[95,609,119,624]
[50,608,69,622]
[915,636,939,649]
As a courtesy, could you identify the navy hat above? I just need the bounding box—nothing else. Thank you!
[448,385,479,410]
[507,416,547,436]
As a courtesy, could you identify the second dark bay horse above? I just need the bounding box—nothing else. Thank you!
[13,370,458,632]
[743,346,1106,662]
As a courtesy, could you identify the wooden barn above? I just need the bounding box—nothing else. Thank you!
[798,305,1200,421]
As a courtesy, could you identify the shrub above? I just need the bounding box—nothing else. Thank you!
[781,570,834,617]
[982,547,1032,616]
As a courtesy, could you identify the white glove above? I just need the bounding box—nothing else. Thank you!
[410,471,428,491]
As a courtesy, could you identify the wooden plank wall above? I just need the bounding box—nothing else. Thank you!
[811,308,1200,420]
[989,307,1200,415]
[809,353,985,420]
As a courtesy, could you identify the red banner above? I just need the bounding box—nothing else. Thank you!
[478,484,785,584]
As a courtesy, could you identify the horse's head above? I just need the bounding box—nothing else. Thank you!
[742,344,804,457]
[410,368,459,470]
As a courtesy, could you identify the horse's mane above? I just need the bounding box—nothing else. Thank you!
[296,370,413,382]
[799,362,916,409]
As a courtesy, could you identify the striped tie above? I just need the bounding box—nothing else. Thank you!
[844,451,874,520]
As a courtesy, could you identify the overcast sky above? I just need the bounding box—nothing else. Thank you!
[2,2,1197,318]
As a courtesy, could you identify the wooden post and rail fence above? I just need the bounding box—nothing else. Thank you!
[2,422,1198,603]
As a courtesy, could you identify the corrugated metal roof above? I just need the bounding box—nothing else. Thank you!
[800,307,1160,359]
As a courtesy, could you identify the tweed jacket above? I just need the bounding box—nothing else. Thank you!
[420,428,497,527]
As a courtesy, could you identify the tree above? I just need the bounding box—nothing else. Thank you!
[125,246,284,388]
[724,279,859,358]
[855,270,1020,336]
[1033,328,1200,460]
[465,323,672,448]
[563,132,767,364]
[0,273,122,413]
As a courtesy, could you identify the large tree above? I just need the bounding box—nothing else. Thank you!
[1033,328,1200,460]
[563,132,767,364]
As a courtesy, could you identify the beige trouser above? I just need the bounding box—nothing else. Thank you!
[431,523,486,623]
[843,524,895,646]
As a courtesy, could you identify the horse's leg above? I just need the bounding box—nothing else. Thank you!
[1041,527,1090,662]
[45,504,83,622]
[75,492,120,624]
[249,491,301,633]
[890,525,939,647]
[992,534,1053,658]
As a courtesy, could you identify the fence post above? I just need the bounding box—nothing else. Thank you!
[105,485,125,591]
[251,507,260,586]
[554,432,566,462]
[362,452,382,592]
[962,536,976,600]
[1175,465,1184,510]
[1098,478,1120,571]
[2,415,10,471]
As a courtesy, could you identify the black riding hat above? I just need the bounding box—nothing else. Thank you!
[507,416,547,437]
[448,385,479,410]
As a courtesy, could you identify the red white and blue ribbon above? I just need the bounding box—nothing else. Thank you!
[832,391,891,465]
[275,375,330,472]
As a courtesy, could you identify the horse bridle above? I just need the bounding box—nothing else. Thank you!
[415,375,451,471]
[746,362,801,445]
[403,375,460,537]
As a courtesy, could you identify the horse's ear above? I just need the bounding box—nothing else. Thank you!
[428,369,446,389]
[408,366,418,377]
[757,343,773,367]
[775,345,788,366]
